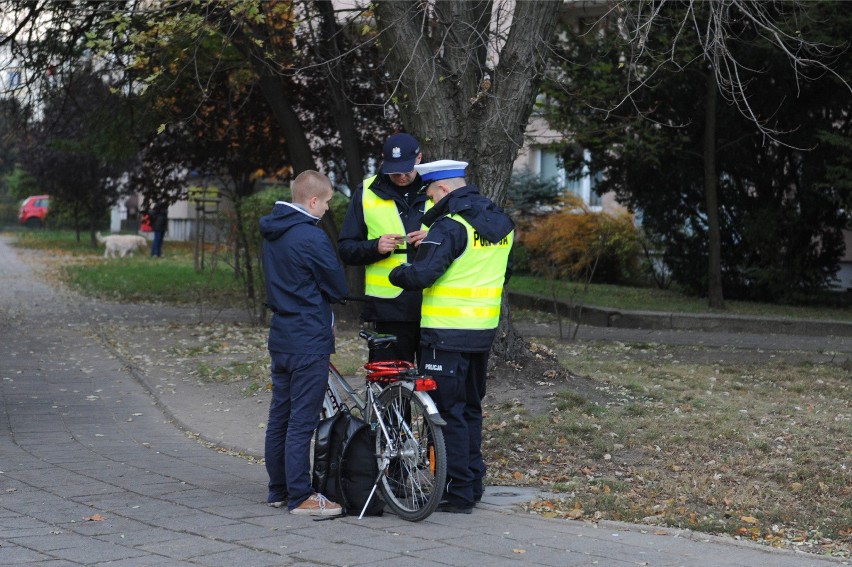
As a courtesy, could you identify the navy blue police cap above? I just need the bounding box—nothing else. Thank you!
[383,133,421,174]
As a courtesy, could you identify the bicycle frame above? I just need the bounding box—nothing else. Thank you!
[325,362,365,418]
[325,361,445,427]
[321,328,449,521]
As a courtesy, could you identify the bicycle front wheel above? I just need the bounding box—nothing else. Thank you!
[375,384,446,522]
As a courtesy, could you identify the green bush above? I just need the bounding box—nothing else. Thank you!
[0,201,19,227]
[506,169,563,213]
[511,240,531,274]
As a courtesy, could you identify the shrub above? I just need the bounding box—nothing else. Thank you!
[521,195,641,285]
[0,201,18,226]
[511,240,531,274]
[506,169,563,214]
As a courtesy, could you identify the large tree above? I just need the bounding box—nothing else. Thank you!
[545,0,852,303]
[372,1,561,204]
[20,62,137,243]
[126,30,293,321]
[1,1,391,187]
[368,0,562,357]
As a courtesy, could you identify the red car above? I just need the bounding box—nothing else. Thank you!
[19,195,50,228]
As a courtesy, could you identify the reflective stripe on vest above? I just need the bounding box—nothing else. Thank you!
[421,215,513,330]
[362,176,407,299]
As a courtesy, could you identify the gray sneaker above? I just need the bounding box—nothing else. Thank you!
[289,493,342,517]
[267,501,286,508]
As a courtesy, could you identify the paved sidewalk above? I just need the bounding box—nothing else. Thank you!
[1,236,847,566]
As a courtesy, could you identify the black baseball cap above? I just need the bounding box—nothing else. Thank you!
[382,133,420,174]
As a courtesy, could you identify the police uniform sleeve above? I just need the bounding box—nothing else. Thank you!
[388,219,466,291]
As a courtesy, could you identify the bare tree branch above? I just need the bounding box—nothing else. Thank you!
[618,0,852,146]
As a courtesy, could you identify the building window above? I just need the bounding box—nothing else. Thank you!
[539,150,564,186]
[8,71,21,88]
[537,148,601,209]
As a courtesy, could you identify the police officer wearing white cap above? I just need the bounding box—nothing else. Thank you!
[338,133,431,364]
[389,159,514,514]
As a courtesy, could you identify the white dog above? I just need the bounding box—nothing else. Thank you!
[96,232,148,258]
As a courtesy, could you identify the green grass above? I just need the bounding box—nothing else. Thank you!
[65,255,243,304]
[10,229,852,321]
[14,228,104,253]
[12,229,245,305]
[507,274,852,321]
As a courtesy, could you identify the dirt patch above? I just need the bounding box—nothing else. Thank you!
[484,343,617,414]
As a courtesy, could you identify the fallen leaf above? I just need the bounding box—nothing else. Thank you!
[85,514,106,522]
[741,516,760,525]
[512,549,526,554]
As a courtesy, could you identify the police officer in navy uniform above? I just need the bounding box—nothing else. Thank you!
[389,160,514,514]
[338,133,430,364]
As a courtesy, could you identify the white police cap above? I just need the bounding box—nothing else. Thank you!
[415,160,468,183]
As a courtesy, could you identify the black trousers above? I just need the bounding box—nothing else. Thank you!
[370,321,420,365]
[419,348,488,507]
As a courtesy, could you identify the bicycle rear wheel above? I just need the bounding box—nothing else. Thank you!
[375,384,446,522]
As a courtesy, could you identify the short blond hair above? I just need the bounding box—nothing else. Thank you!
[291,170,332,204]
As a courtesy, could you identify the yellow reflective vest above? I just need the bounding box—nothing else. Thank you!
[421,215,513,330]
[362,176,430,298]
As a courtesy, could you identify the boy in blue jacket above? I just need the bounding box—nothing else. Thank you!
[260,170,348,516]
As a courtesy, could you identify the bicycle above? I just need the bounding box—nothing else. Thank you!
[324,329,447,522]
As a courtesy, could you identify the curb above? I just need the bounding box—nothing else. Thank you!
[508,291,852,338]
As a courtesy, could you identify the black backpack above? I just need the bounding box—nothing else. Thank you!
[312,409,385,516]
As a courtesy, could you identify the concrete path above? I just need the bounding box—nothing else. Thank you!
[1,236,846,566]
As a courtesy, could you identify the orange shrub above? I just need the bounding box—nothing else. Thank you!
[520,196,640,284]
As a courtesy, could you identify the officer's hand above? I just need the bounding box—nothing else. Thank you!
[407,230,427,247]
[377,234,405,254]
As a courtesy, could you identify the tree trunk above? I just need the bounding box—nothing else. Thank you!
[373,1,560,205]
[212,11,316,176]
[311,2,371,319]
[314,0,366,189]
[254,71,316,175]
[373,0,561,361]
[703,71,725,309]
